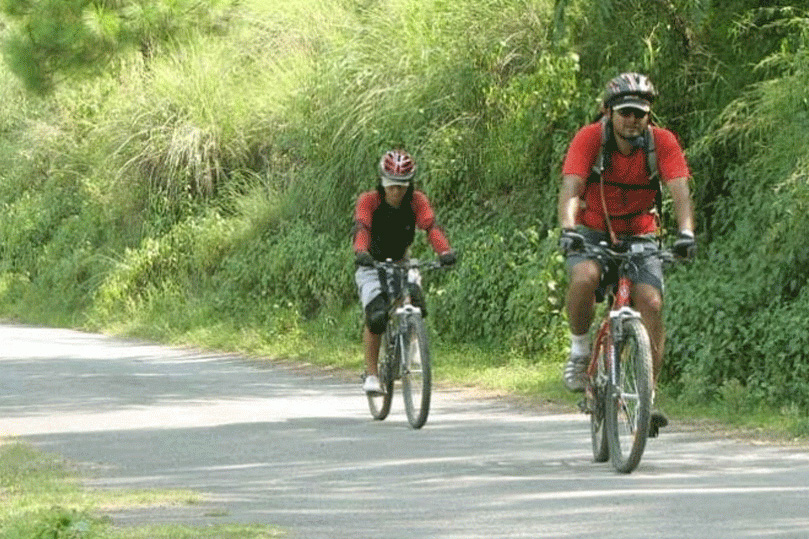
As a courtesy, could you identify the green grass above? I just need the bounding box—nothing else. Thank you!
[0,441,285,538]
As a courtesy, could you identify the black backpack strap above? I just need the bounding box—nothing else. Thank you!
[645,126,663,236]
[591,116,611,176]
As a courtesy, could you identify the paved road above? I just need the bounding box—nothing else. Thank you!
[2,323,809,538]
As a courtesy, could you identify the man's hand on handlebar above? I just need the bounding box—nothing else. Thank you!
[439,250,457,267]
[559,228,585,255]
[672,231,696,260]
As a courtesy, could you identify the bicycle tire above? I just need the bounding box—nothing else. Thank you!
[589,334,609,463]
[401,313,431,429]
[606,317,653,473]
[367,325,395,420]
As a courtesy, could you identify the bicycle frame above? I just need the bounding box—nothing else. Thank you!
[588,275,641,387]
[586,241,663,383]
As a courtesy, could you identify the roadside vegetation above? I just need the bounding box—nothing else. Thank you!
[0,0,807,449]
[0,441,284,537]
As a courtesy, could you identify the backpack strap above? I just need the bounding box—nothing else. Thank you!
[593,116,617,244]
[645,125,658,180]
[591,116,611,176]
[645,126,664,236]
[592,117,658,184]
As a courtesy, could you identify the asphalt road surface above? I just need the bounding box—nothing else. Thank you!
[2,323,809,538]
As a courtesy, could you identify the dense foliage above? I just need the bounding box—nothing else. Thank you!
[0,0,807,416]
[0,0,233,94]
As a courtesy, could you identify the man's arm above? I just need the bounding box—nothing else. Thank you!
[666,176,695,234]
[558,174,586,229]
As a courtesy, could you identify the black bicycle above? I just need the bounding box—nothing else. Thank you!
[366,258,446,429]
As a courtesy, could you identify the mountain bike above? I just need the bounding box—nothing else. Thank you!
[366,258,446,429]
[581,241,677,473]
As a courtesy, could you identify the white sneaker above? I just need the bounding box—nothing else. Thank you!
[363,374,383,394]
[563,353,589,392]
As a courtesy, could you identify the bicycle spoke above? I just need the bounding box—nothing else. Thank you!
[606,318,653,473]
[589,338,609,463]
[367,325,395,420]
[401,314,431,429]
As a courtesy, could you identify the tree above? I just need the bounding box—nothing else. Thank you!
[1,0,230,94]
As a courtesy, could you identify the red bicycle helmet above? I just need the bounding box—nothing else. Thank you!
[603,72,657,110]
[379,149,416,185]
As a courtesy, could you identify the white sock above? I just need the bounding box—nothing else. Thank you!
[570,333,591,357]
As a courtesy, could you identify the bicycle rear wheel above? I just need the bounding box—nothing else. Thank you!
[367,325,395,420]
[606,317,653,473]
[589,334,609,463]
[401,314,431,429]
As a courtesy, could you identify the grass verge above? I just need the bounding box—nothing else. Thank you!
[0,440,285,538]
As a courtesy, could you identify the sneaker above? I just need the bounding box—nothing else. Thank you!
[363,374,383,394]
[564,353,589,392]
[648,410,669,438]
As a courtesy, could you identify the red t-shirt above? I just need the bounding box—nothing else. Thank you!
[562,121,690,234]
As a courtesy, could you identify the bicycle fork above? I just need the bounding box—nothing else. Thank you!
[394,305,421,375]
[608,306,643,412]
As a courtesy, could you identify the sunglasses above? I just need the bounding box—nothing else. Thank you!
[617,108,649,119]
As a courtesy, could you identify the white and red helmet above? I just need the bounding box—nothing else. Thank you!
[379,149,416,186]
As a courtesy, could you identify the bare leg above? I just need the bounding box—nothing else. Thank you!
[566,260,601,335]
[364,325,381,376]
[631,283,664,382]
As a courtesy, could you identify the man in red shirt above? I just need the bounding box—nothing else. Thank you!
[353,149,456,393]
[557,73,696,432]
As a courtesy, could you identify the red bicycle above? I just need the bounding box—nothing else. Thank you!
[582,241,676,473]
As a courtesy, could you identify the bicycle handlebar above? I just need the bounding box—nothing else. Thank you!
[576,241,682,268]
[372,258,448,272]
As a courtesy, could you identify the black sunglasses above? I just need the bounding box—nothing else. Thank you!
[617,108,649,119]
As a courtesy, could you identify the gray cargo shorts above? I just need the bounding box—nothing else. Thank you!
[355,266,385,308]
[565,226,664,294]
[354,264,424,307]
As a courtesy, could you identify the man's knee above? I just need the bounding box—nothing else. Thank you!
[633,285,663,315]
[569,260,601,291]
[365,294,388,334]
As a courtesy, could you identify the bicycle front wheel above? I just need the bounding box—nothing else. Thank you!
[589,335,609,463]
[367,326,395,420]
[401,314,432,429]
[606,317,653,473]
